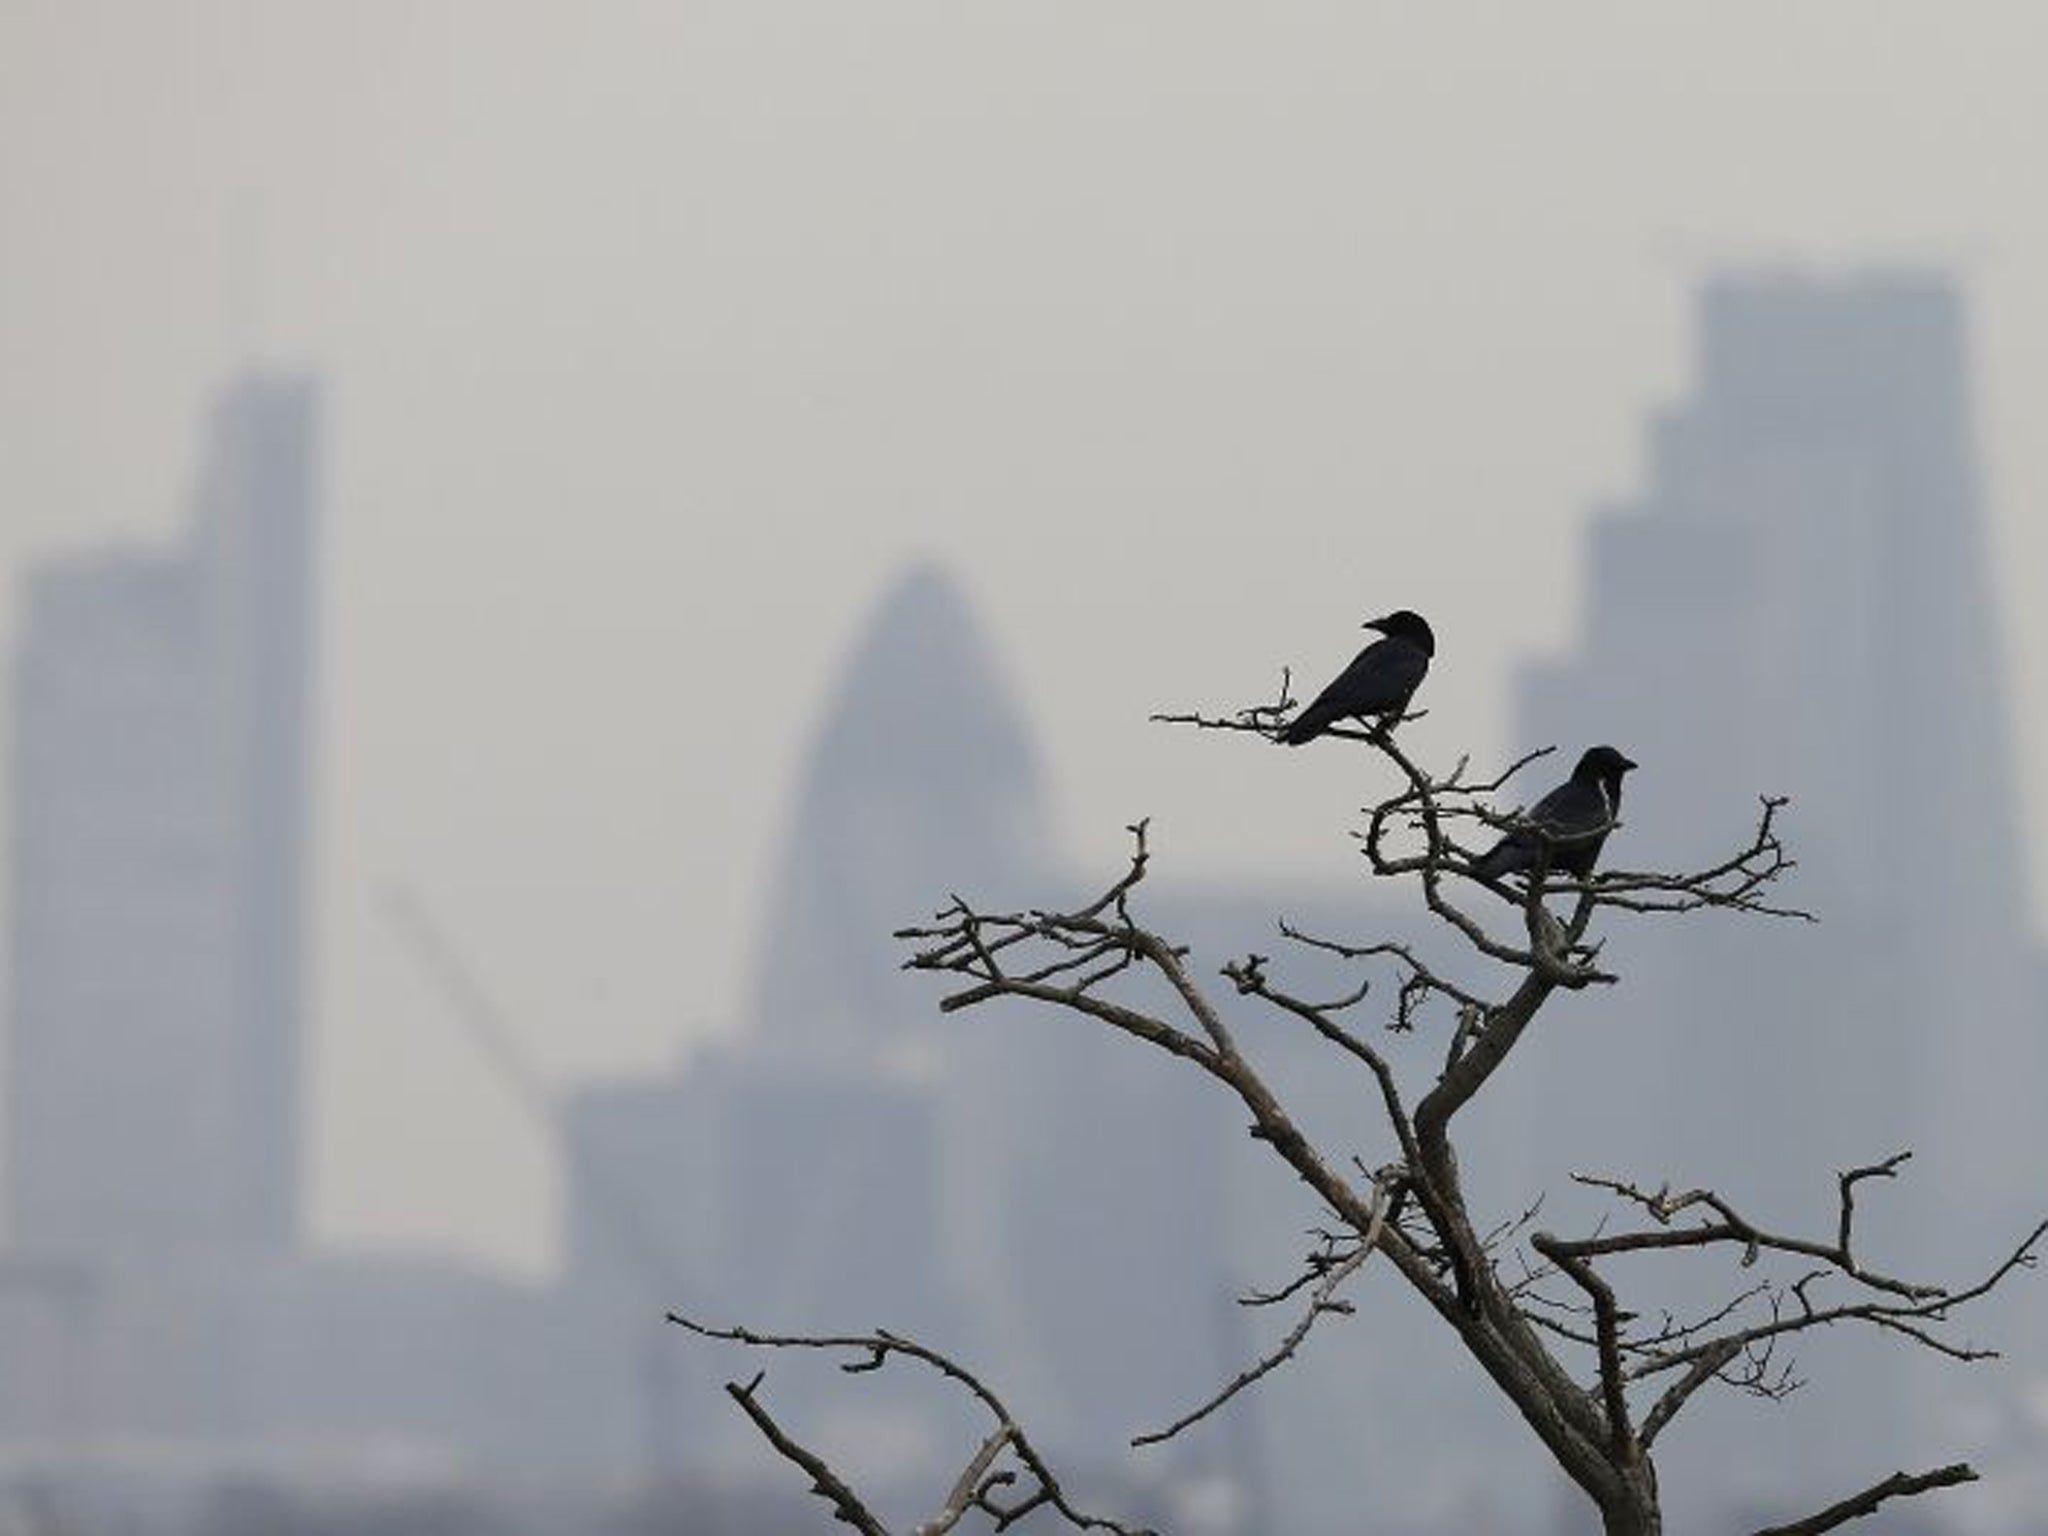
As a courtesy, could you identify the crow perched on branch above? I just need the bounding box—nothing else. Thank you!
[1472,745,1637,881]
[1278,610,1435,745]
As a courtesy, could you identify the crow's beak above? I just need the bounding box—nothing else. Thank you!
[1362,615,1391,633]
[1621,755,1640,772]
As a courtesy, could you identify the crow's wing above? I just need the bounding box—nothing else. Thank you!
[1525,778,1614,850]
[1343,639,1429,714]
[1293,640,1425,727]
[1281,632,1434,745]
[1475,775,1610,877]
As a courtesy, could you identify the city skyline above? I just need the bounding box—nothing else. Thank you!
[6,4,2048,1280]
[2,273,2044,1287]
[2,274,2042,1535]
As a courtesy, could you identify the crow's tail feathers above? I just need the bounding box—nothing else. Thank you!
[1469,841,1524,882]
[1276,707,1329,746]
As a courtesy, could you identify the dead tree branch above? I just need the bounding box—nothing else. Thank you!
[720,1370,891,1536]
[669,1315,1158,1535]
[1749,1462,1979,1536]
[1132,1178,1389,1448]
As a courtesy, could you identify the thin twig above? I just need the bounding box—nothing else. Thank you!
[1133,1179,1389,1448]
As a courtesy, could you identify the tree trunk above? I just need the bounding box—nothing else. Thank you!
[1601,1467,1661,1536]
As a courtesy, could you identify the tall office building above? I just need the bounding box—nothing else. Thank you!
[747,561,1055,1074]
[1520,274,2033,1185]
[5,374,317,1262]
[1527,273,2023,916]
[1514,274,2040,1502]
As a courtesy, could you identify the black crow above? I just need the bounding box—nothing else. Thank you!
[1279,609,1435,746]
[1471,745,1637,882]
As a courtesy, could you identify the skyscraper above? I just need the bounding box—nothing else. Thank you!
[1513,273,2040,1503]
[1520,273,2033,1183]
[5,374,317,1262]
[747,561,1055,1075]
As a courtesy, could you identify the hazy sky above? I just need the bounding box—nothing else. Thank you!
[2,2,2045,1276]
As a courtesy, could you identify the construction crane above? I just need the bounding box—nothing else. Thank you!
[379,886,703,1483]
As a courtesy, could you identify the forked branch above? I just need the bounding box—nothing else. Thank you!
[668,1315,1158,1536]
[1523,1158,2048,1449]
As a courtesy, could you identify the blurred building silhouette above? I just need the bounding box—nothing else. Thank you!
[1513,272,2044,1510]
[6,375,316,1261]
[1521,271,2037,1202]
[748,563,1056,1075]
[736,566,1226,1445]
[0,375,329,1460]
[0,378,572,1491]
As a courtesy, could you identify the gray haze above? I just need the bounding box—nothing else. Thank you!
[3,3,2048,1277]
[4,274,2046,1534]
[6,11,2048,1530]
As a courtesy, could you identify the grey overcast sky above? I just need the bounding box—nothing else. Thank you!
[2,2,2044,1276]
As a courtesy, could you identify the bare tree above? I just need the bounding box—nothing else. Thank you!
[672,683,2043,1536]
